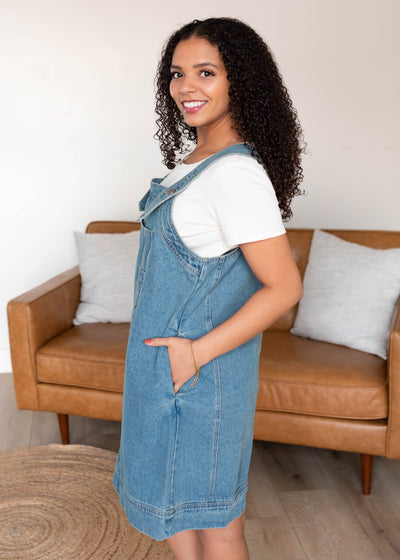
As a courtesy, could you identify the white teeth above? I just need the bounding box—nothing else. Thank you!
[183,101,206,108]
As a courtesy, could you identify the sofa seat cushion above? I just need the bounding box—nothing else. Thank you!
[36,323,130,392]
[258,331,387,420]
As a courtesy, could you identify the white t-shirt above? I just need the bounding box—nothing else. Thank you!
[161,153,285,258]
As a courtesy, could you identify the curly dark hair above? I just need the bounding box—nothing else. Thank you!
[155,17,305,221]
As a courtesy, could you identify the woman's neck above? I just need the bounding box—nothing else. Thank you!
[183,127,242,164]
[183,115,243,163]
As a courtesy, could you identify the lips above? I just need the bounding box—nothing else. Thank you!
[182,100,207,113]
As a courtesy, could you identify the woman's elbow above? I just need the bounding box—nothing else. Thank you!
[294,279,303,303]
[283,276,303,309]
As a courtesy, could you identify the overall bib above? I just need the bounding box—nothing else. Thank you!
[113,144,263,541]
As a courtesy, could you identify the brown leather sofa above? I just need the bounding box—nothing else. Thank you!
[7,222,400,495]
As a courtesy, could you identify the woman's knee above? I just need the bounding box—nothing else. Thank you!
[166,529,202,560]
[199,513,246,548]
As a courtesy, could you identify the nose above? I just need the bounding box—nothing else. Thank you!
[179,74,196,94]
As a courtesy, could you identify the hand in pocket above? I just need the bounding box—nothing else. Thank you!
[145,336,196,393]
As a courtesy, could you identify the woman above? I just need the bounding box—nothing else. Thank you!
[114,17,304,560]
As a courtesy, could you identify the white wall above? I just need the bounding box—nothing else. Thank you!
[1,0,399,372]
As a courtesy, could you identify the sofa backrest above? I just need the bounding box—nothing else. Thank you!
[86,221,141,234]
[86,222,400,331]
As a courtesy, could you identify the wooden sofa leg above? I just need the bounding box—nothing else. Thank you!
[57,413,70,445]
[360,453,373,495]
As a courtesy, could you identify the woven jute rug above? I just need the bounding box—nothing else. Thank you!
[0,444,174,559]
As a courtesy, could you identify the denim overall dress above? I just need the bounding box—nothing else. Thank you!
[113,144,263,541]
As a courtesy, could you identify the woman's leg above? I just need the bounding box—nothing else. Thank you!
[199,512,249,560]
[166,512,249,560]
[166,529,202,560]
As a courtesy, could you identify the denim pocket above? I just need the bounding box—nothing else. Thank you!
[159,345,197,396]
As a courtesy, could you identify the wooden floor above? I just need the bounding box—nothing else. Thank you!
[1,372,400,559]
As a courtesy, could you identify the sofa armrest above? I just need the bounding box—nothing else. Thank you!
[386,297,400,458]
[7,266,81,410]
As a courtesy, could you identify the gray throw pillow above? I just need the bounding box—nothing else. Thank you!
[73,230,140,325]
[291,229,400,359]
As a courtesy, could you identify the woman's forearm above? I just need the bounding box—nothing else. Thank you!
[194,280,302,368]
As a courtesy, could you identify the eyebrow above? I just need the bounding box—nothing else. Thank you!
[170,62,219,70]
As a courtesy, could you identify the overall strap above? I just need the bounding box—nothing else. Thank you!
[139,143,253,218]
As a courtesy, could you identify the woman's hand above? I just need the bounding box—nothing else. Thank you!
[145,337,197,393]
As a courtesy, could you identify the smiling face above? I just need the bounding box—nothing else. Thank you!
[169,37,235,136]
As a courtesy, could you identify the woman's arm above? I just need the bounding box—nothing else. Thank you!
[146,233,303,392]
[194,233,303,365]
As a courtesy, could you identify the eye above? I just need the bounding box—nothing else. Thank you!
[170,71,182,79]
[200,70,215,78]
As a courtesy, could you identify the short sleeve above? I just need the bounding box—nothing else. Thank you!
[208,156,286,247]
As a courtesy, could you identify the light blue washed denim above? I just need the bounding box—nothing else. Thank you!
[113,144,263,540]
